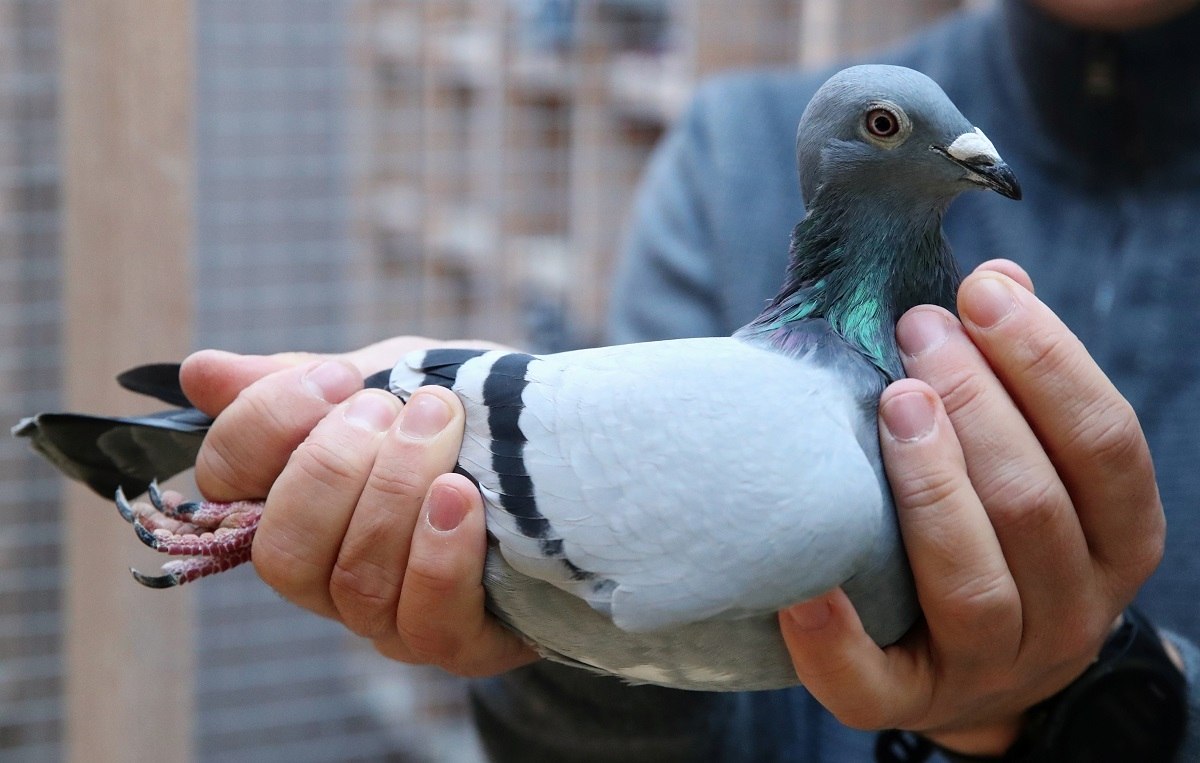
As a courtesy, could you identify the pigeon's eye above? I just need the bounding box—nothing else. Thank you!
[865,108,900,138]
[859,102,911,147]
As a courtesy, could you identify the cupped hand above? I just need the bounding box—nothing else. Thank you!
[779,261,1165,754]
[180,336,537,676]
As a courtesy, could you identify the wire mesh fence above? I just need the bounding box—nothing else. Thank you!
[0,1,970,759]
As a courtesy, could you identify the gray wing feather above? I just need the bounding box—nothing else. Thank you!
[415,338,887,634]
[13,409,209,498]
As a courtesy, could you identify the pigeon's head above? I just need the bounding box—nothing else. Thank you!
[795,65,1021,210]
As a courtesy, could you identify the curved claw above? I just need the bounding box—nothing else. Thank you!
[132,520,160,550]
[147,479,163,511]
[146,480,197,517]
[115,486,136,524]
[131,567,181,589]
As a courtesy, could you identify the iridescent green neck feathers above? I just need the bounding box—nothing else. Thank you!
[737,198,961,382]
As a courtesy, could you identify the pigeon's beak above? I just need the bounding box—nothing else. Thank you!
[933,127,1022,201]
[957,156,1022,201]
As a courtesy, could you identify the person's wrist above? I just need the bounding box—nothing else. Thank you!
[920,613,1120,760]
[924,717,1022,758]
[902,608,1187,763]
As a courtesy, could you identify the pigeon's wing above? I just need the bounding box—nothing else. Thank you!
[393,338,886,634]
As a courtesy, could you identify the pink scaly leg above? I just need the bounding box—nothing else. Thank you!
[115,481,263,588]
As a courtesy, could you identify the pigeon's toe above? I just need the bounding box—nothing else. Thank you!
[112,489,263,587]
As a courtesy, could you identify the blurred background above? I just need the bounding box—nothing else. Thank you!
[1,1,981,760]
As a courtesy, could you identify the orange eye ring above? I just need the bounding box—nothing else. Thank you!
[865,108,900,138]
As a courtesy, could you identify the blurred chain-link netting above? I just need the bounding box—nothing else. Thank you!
[0,1,968,759]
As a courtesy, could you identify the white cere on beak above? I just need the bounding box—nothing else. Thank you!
[947,127,1001,165]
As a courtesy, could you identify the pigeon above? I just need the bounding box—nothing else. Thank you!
[14,65,1020,691]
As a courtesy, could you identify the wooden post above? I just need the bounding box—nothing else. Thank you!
[60,2,195,761]
[800,0,843,67]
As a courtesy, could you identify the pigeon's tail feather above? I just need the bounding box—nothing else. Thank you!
[389,348,490,399]
[18,359,408,503]
[13,409,211,499]
[14,362,213,499]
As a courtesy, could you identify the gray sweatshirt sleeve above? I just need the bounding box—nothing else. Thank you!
[605,85,726,345]
[1165,633,1200,760]
[470,662,768,763]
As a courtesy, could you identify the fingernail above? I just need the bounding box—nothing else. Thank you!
[427,485,466,532]
[399,393,451,439]
[896,309,950,357]
[303,360,355,402]
[786,595,832,631]
[881,390,935,442]
[962,276,1016,329]
[344,391,398,432]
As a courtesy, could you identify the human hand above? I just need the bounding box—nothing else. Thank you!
[778,261,1165,754]
[180,337,537,676]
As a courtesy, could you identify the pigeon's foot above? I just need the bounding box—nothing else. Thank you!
[115,481,262,588]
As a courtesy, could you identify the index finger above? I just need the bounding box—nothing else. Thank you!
[956,272,1164,579]
[180,349,308,416]
[194,359,363,501]
[181,338,513,416]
